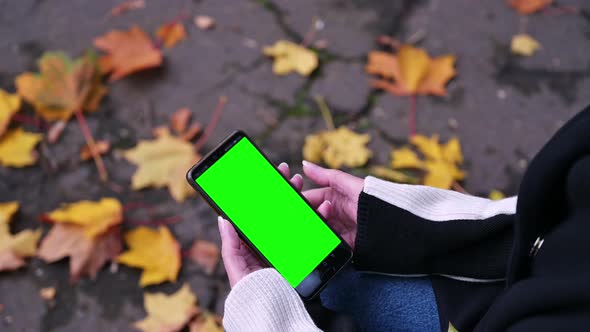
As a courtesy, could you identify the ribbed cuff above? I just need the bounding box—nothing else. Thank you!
[224,268,321,332]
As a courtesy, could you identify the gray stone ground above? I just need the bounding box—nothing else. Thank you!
[1,0,590,331]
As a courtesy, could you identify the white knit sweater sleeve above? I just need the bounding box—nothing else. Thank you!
[223,268,322,332]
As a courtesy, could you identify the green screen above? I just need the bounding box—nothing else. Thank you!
[195,137,340,287]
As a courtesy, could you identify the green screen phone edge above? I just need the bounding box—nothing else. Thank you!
[186,130,353,300]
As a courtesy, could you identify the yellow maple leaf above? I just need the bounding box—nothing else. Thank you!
[118,226,181,286]
[15,51,106,121]
[0,89,21,137]
[448,322,459,332]
[411,134,445,161]
[0,202,42,271]
[134,284,199,332]
[43,198,122,238]
[264,40,318,76]
[124,131,200,202]
[507,0,552,14]
[0,128,43,167]
[189,313,223,332]
[367,45,456,96]
[302,127,372,169]
[156,22,187,48]
[511,34,541,56]
[391,147,424,169]
[370,166,419,184]
[488,189,506,201]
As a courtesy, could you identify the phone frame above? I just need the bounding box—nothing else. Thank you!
[186,130,353,300]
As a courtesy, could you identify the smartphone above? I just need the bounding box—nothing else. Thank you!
[186,131,353,300]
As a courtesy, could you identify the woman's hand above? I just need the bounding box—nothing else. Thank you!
[219,162,332,287]
[301,161,364,249]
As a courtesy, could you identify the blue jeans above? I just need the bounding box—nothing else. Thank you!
[320,267,440,332]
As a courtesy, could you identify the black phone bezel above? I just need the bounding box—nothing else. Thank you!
[186,130,353,300]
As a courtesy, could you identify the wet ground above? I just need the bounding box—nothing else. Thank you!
[1,0,590,331]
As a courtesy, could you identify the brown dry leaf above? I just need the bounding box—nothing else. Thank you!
[0,89,21,137]
[188,240,220,275]
[302,127,372,169]
[171,107,192,135]
[124,131,200,202]
[37,224,122,281]
[42,198,122,238]
[194,15,215,30]
[15,51,106,121]
[39,287,56,301]
[117,226,181,286]
[94,25,163,81]
[81,140,110,161]
[189,313,223,332]
[156,22,187,49]
[0,128,43,167]
[264,40,318,76]
[181,123,203,141]
[507,0,552,14]
[0,202,42,272]
[367,45,456,97]
[135,284,199,332]
[107,0,145,17]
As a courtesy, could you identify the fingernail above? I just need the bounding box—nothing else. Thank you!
[325,200,332,206]
[293,174,303,181]
[302,160,313,168]
[217,216,225,234]
[278,162,288,168]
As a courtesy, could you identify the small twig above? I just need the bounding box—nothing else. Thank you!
[377,35,401,50]
[408,95,417,138]
[194,96,228,151]
[75,110,108,182]
[518,16,529,34]
[406,29,427,45]
[301,17,324,48]
[452,181,469,195]
[11,113,46,130]
[314,95,335,130]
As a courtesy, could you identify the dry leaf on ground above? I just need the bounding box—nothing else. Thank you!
[370,166,419,184]
[135,284,199,332]
[42,198,122,238]
[0,128,42,167]
[367,45,456,96]
[507,0,552,14]
[188,240,220,275]
[94,25,163,81]
[0,202,42,271]
[107,0,145,17]
[171,107,192,134]
[156,22,187,48]
[511,34,541,56]
[117,226,181,286]
[264,40,318,76]
[303,127,372,169]
[489,190,506,200]
[194,16,215,30]
[389,135,465,190]
[0,89,21,137]
[189,313,223,332]
[124,131,200,202]
[16,51,106,121]
[37,224,122,281]
[80,140,110,161]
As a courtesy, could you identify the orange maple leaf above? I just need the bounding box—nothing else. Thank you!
[156,22,187,48]
[366,45,456,97]
[507,0,553,14]
[94,25,163,81]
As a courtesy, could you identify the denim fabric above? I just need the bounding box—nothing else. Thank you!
[321,267,440,332]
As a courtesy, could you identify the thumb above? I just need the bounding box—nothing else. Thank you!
[218,216,240,250]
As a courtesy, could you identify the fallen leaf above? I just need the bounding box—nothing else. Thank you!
[0,202,42,272]
[117,226,181,286]
[188,240,220,275]
[107,0,145,17]
[303,127,372,169]
[0,89,21,137]
[156,22,187,48]
[511,34,541,56]
[0,128,43,167]
[391,147,424,169]
[15,51,106,121]
[94,25,163,81]
[37,224,122,281]
[135,284,199,332]
[47,120,67,144]
[189,313,223,332]
[124,131,200,202]
[448,322,459,332]
[194,15,215,30]
[43,198,122,238]
[370,166,418,184]
[264,40,318,76]
[80,140,110,161]
[181,123,202,141]
[489,190,506,201]
[39,287,56,301]
[171,107,192,135]
[507,0,552,14]
[366,45,456,96]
